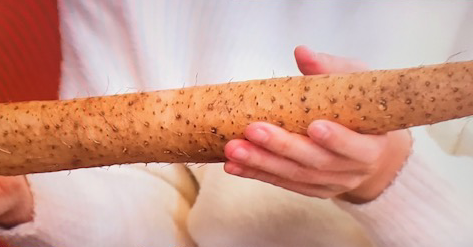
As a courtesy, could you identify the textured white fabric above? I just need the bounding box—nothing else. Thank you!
[1,1,473,246]
[187,164,373,247]
[0,165,198,247]
[335,127,473,247]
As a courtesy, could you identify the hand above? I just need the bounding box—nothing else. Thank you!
[224,46,412,204]
[0,176,33,228]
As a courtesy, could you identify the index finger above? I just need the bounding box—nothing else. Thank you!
[294,45,368,75]
[307,120,388,164]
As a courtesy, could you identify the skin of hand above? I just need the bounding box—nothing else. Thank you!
[0,175,33,228]
[224,46,413,204]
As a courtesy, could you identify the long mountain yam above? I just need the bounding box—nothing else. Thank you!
[0,60,472,175]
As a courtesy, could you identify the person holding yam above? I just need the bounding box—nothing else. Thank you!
[0,1,472,247]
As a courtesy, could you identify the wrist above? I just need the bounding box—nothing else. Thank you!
[338,130,412,204]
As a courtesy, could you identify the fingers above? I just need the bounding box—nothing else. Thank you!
[294,45,368,75]
[240,122,363,171]
[230,121,376,172]
[223,121,380,199]
[224,161,338,199]
[225,139,368,187]
[242,122,330,167]
[308,120,388,165]
[224,139,310,181]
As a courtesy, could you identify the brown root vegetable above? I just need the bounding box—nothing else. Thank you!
[0,60,472,175]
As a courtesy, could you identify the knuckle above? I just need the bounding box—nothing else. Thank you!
[244,150,265,170]
[316,155,336,170]
[288,167,309,182]
[241,167,262,180]
[238,168,253,178]
[343,177,363,190]
[326,184,347,192]
[367,139,388,164]
[370,150,384,165]
[363,163,378,175]
[315,170,338,185]
[327,134,346,150]
[273,136,293,155]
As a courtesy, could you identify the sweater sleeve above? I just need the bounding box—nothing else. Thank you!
[334,126,473,247]
[0,164,197,247]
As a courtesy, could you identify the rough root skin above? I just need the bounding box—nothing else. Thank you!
[0,60,472,175]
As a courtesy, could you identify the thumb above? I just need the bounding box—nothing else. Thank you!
[294,45,368,75]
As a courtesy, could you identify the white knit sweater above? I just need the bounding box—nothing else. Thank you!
[2,1,473,246]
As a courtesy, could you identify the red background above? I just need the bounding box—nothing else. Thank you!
[0,0,60,245]
[0,0,61,103]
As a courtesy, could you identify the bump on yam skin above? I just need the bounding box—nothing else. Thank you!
[0,60,472,175]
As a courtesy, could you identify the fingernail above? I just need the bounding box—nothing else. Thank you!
[311,123,330,141]
[248,128,269,143]
[231,147,249,161]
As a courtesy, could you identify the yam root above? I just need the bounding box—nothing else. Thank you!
[0,60,472,175]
